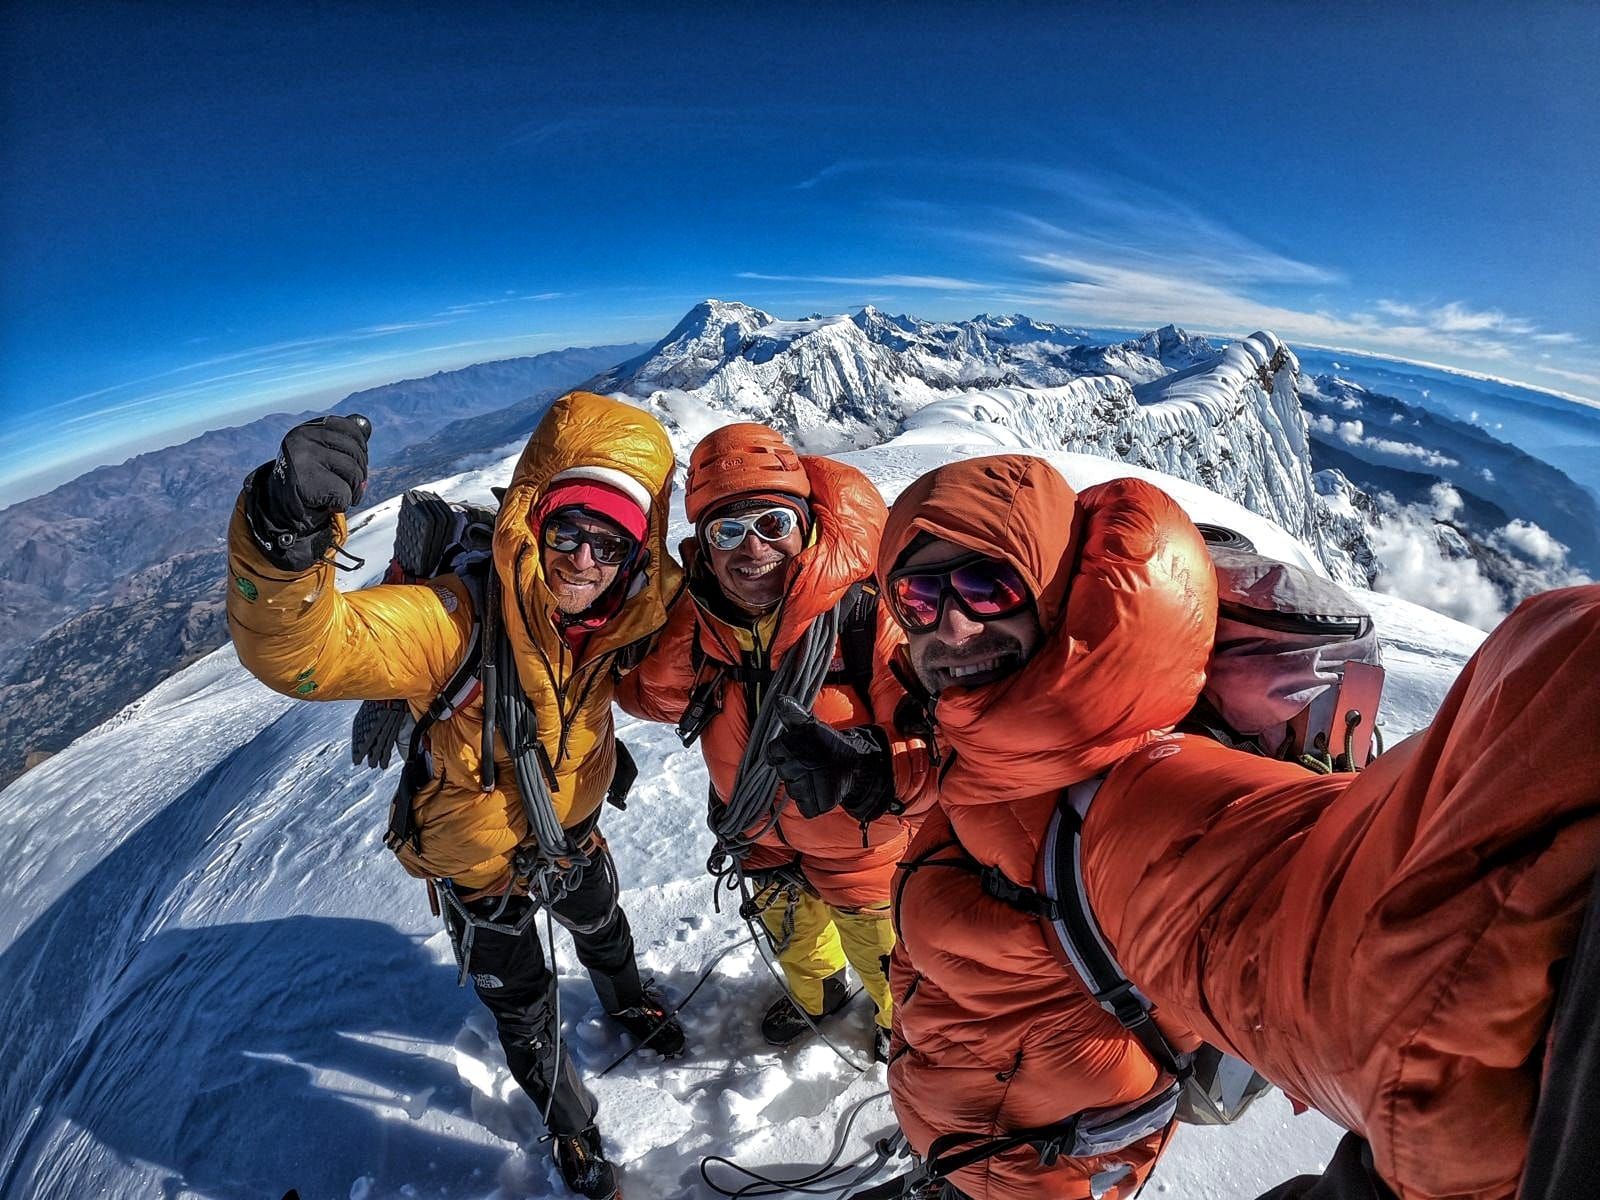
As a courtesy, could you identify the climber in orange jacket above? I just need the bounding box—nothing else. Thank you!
[617,423,934,1062]
[876,454,1215,1199]
[879,452,1600,1200]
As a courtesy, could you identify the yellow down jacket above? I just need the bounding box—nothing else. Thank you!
[227,391,682,891]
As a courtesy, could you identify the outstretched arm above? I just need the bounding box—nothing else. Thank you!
[226,416,472,704]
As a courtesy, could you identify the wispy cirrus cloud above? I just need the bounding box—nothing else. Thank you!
[738,270,989,291]
[785,156,1595,401]
[1375,299,1538,336]
[42,293,556,420]
[793,160,900,190]
[435,292,564,317]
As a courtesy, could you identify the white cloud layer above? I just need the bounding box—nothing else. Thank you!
[1368,486,1591,631]
[791,159,1598,401]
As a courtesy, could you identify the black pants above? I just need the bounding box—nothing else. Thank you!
[444,826,644,1136]
[1255,1134,1397,1200]
[1520,865,1600,1200]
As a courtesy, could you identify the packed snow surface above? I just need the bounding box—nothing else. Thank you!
[0,440,1485,1200]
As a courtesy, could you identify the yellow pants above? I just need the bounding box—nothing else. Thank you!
[755,883,896,1029]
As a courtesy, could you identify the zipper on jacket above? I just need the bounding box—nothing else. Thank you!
[901,969,921,1007]
[554,629,657,771]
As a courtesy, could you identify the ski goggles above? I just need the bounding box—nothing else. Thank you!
[701,505,801,552]
[886,551,1032,633]
[541,519,636,566]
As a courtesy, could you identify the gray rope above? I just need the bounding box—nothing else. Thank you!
[713,602,842,853]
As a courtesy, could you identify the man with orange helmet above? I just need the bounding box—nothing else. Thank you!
[619,423,934,1062]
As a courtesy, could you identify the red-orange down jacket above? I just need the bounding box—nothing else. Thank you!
[1081,583,1600,1200]
[878,455,1218,1199]
[617,455,935,908]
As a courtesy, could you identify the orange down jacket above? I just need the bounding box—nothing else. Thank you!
[1081,583,1600,1200]
[617,454,935,908]
[227,391,682,891]
[878,455,1218,1200]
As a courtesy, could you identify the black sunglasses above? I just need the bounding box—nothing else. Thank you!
[885,551,1032,633]
[542,519,636,566]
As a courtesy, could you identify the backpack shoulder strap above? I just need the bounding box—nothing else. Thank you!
[382,573,489,853]
[1038,784,1189,1077]
[824,578,880,711]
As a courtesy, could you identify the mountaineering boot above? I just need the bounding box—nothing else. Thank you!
[761,971,852,1046]
[553,1126,619,1199]
[872,1025,893,1064]
[607,985,686,1058]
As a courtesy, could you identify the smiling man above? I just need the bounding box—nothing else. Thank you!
[877,453,1600,1200]
[876,454,1216,1199]
[619,422,934,1063]
[226,392,687,1199]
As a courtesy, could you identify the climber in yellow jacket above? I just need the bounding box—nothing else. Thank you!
[226,391,682,1199]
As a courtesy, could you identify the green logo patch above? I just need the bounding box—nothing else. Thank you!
[234,576,259,602]
[294,679,318,695]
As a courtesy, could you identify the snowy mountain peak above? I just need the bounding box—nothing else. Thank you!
[1131,324,1218,372]
[586,300,775,395]
[590,302,1368,582]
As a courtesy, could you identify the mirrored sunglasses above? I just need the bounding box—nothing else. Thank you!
[702,505,800,552]
[886,552,1032,633]
[542,519,636,566]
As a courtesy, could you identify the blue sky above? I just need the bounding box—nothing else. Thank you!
[3,2,1597,504]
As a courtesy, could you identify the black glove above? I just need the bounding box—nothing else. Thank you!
[766,696,899,822]
[246,414,371,570]
[350,699,413,769]
[606,738,639,810]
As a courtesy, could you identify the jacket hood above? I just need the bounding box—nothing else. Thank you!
[880,454,1080,629]
[493,391,682,670]
[879,455,1216,876]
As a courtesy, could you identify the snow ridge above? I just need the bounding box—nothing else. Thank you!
[898,332,1366,584]
[592,305,1366,582]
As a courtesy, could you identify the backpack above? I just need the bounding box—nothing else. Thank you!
[350,490,497,776]
[1188,526,1385,771]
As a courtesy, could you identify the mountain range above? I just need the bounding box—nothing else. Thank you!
[3,297,1590,1195]
[2,300,1594,785]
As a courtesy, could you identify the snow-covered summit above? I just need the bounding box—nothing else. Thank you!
[588,301,1190,451]
[588,300,776,395]
[1131,323,1218,372]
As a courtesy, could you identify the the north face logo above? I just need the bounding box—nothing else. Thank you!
[471,972,506,989]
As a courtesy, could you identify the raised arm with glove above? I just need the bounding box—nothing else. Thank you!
[245,414,371,571]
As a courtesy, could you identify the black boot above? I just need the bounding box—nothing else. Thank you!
[761,972,852,1046]
[607,985,686,1058]
[553,1126,619,1199]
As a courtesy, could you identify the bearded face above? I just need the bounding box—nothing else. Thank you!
[895,536,1043,695]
